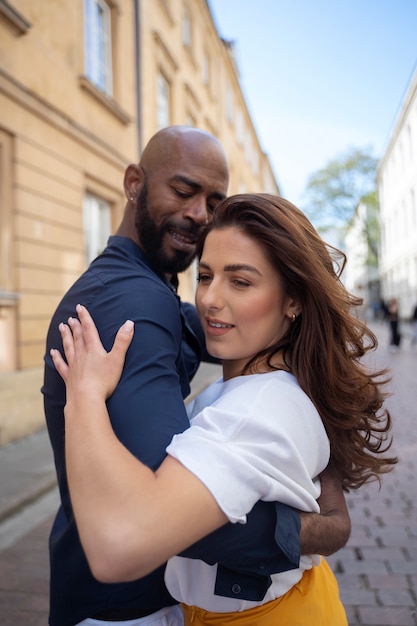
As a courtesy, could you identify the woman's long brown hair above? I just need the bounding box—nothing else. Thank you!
[198,193,397,491]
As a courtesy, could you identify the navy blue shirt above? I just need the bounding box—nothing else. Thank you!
[42,236,300,626]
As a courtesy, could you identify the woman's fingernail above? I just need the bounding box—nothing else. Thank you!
[121,320,134,333]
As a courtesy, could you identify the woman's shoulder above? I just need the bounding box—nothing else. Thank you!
[218,370,311,413]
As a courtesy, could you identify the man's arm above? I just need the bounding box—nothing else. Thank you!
[299,465,351,555]
[182,465,349,569]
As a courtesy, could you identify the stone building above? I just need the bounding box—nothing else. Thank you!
[377,63,417,320]
[344,199,380,321]
[0,0,279,444]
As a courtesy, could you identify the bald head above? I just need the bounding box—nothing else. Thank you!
[139,126,229,183]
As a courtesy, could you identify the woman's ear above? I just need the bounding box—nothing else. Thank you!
[286,297,302,321]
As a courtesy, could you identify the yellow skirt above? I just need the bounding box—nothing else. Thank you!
[181,559,347,625]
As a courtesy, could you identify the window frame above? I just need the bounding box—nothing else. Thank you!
[156,71,171,130]
[84,0,113,95]
[83,192,112,265]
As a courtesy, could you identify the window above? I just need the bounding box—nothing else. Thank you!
[407,123,413,162]
[183,7,191,47]
[411,187,416,229]
[202,52,210,86]
[225,82,233,124]
[84,0,113,95]
[157,72,171,130]
[83,193,111,264]
[235,108,244,146]
[185,112,196,127]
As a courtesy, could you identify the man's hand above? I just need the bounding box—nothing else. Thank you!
[299,466,351,556]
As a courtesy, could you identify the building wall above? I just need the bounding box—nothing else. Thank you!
[0,0,279,445]
[0,0,138,444]
[377,64,417,319]
[344,201,379,321]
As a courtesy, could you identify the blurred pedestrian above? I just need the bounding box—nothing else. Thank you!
[387,298,401,351]
[411,302,417,346]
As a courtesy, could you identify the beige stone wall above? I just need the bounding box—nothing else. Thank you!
[0,0,137,374]
[0,0,280,445]
[0,0,138,443]
[0,367,44,446]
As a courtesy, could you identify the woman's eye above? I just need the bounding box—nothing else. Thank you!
[197,274,211,283]
[232,279,250,288]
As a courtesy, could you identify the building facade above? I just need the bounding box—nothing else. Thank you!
[377,63,417,320]
[343,200,380,321]
[0,0,279,444]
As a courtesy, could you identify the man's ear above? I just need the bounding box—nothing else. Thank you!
[123,164,145,200]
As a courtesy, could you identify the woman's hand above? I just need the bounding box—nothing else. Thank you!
[50,304,134,401]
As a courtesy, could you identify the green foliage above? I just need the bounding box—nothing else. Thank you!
[360,190,380,266]
[301,147,378,230]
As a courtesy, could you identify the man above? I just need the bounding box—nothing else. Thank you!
[43,126,349,626]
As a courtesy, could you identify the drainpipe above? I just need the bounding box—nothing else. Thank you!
[133,0,142,157]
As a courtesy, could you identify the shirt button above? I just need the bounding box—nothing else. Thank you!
[259,562,265,570]
[231,584,241,595]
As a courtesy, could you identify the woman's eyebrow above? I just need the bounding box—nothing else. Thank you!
[224,263,261,275]
[199,261,261,275]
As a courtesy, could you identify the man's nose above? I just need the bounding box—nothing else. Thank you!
[183,197,208,224]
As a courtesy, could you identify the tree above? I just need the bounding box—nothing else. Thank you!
[359,190,379,267]
[301,147,378,231]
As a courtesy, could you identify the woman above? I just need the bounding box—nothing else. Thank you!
[52,194,397,625]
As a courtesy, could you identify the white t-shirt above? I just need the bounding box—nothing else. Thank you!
[165,370,330,612]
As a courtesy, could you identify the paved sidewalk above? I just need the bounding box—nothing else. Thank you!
[327,322,417,625]
[0,327,416,625]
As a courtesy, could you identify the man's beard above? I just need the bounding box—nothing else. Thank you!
[135,183,197,275]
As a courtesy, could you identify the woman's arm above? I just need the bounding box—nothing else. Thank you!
[52,305,228,583]
[52,305,349,583]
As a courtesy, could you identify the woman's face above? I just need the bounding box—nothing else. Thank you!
[196,226,296,380]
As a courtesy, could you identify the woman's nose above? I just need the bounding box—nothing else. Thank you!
[200,282,223,310]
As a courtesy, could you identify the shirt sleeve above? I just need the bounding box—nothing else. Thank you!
[167,376,330,521]
[100,280,191,470]
[181,499,300,575]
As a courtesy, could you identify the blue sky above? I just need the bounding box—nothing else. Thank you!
[208,0,417,208]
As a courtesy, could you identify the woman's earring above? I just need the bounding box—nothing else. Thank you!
[291,313,296,323]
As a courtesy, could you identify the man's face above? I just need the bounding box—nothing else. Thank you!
[135,136,229,276]
[135,180,197,274]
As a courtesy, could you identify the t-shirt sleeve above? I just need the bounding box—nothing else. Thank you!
[166,377,330,523]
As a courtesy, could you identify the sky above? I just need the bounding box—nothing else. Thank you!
[208,0,417,209]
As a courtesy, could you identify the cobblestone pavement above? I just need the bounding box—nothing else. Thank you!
[0,325,416,625]
[327,322,417,625]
